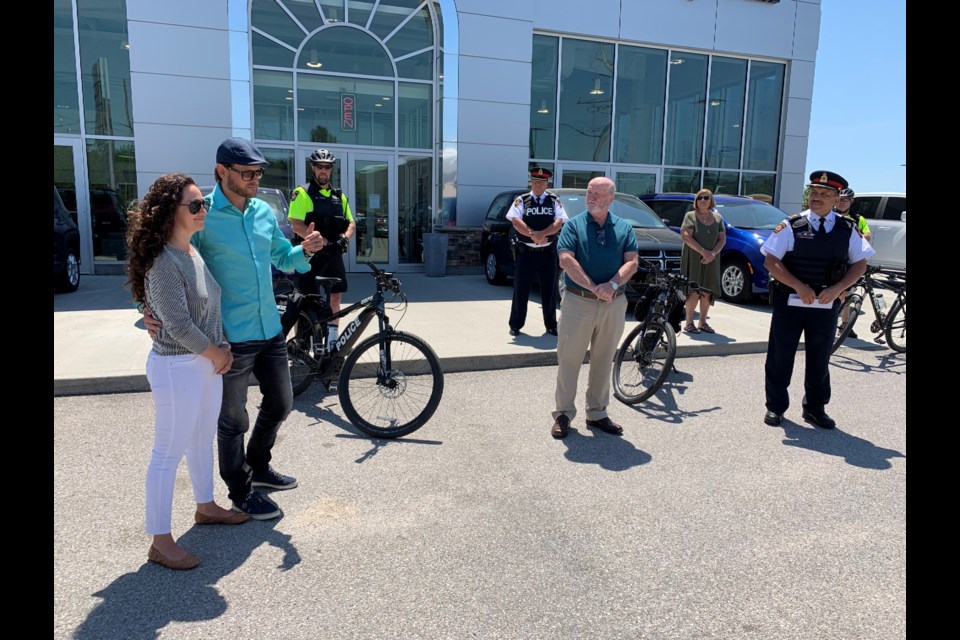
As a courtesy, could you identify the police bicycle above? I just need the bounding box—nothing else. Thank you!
[831,265,906,354]
[276,262,444,439]
[612,258,701,405]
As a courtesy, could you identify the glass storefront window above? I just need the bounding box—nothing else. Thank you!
[614,46,667,165]
[743,61,785,172]
[399,83,432,149]
[387,6,433,59]
[705,57,746,170]
[77,0,134,137]
[319,0,344,23]
[297,75,394,146]
[662,168,702,193]
[396,51,433,81]
[285,0,327,32]
[399,156,432,264]
[703,170,740,195]
[558,39,614,162]
[741,173,777,203]
[254,70,294,141]
[348,0,374,28]
[664,52,707,167]
[258,148,296,194]
[368,0,424,41]
[529,35,558,160]
[301,28,393,76]
[251,0,304,49]
[252,31,295,68]
[562,170,605,189]
[86,139,137,261]
[54,0,80,134]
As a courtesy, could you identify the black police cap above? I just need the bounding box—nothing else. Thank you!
[529,166,553,180]
[807,170,848,191]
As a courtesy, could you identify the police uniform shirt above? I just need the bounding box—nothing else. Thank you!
[760,210,875,264]
[506,191,568,248]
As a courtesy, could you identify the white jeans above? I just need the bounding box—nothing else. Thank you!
[145,352,223,535]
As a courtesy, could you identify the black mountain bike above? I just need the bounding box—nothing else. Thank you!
[612,259,701,405]
[832,265,906,354]
[277,262,444,439]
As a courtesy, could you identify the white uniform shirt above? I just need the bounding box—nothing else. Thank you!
[760,210,875,263]
[506,191,568,248]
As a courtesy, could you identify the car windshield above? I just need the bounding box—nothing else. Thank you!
[714,201,788,230]
[558,193,667,229]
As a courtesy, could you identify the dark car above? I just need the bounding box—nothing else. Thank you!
[54,186,81,293]
[199,186,294,281]
[639,193,790,303]
[481,188,683,302]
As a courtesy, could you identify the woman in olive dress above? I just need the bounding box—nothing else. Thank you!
[679,189,726,333]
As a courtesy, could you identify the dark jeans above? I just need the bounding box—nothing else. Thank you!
[217,332,293,504]
[509,247,558,332]
[764,293,840,415]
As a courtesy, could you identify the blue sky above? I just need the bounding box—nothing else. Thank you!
[805,0,906,193]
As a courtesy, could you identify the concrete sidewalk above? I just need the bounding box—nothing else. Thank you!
[54,273,777,396]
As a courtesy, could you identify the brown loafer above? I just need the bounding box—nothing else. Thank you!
[586,417,624,435]
[148,545,200,570]
[551,414,570,439]
[195,510,251,525]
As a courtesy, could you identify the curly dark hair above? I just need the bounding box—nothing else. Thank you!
[125,172,197,308]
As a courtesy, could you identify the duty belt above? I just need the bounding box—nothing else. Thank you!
[565,287,625,301]
[516,243,555,253]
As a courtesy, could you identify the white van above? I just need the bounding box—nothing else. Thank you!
[849,192,906,272]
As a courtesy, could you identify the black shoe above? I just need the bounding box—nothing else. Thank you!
[763,410,783,426]
[545,328,558,336]
[551,414,570,439]
[848,329,858,339]
[509,328,520,336]
[802,407,836,430]
[231,490,281,520]
[251,465,298,490]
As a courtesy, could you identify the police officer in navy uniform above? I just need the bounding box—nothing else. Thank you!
[506,167,568,336]
[760,170,875,429]
[288,149,356,346]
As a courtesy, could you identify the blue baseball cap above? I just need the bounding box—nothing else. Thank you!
[216,137,269,166]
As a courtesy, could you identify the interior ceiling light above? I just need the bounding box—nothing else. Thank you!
[670,58,684,65]
[374,103,383,107]
[537,100,549,114]
[382,96,391,101]
[710,99,721,107]
[589,77,604,95]
[306,49,322,69]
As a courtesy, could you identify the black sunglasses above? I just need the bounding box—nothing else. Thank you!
[696,195,711,201]
[595,227,606,246]
[312,163,334,170]
[179,199,207,214]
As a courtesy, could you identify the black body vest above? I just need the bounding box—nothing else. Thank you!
[300,181,348,242]
[515,192,560,244]
[780,214,854,292]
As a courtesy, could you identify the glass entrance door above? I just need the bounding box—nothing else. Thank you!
[614,167,660,197]
[350,155,393,270]
[53,138,93,273]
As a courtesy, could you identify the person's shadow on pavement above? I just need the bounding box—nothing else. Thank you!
[775,420,905,469]
[74,519,300,640]
[558,427,652,471]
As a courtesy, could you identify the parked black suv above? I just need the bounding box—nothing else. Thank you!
[480,188,683,302]
[53,186,81,293]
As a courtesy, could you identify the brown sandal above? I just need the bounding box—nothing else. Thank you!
[698,323,715,334]
[684,324,700,334]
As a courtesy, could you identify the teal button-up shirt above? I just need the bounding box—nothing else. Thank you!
[557,210,638,293]
[192,184,311,343]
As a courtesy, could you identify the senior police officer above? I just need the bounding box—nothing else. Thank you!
[288,149,356,347]
[761,170,875,429]
[506,167,568,337]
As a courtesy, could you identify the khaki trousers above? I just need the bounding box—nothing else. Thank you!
[553,292,627,421]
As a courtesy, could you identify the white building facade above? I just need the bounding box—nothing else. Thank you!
[54,0,822,274]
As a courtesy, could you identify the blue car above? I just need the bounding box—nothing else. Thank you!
[638,193,789,303]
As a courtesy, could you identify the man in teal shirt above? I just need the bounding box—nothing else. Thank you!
[147,138,326,520]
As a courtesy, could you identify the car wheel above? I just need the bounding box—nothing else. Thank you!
[55,250,81,293]
[720,255,752,303]
[485,251,507,285]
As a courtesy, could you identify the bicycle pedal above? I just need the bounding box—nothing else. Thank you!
[874,337,886,345]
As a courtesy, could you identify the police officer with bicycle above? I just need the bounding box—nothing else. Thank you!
[507,166,567,337]
[288,149,356,347]
[761,170,874,430]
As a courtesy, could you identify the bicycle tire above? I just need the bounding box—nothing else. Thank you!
[338,331,444,438]
[612,320,676,405]
[884,296,906,353]
[287,309,318,396]
[831,293,862,355]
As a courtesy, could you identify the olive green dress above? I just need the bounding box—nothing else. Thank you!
[680,209,724,301]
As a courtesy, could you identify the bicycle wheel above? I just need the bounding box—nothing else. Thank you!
[884,296,906,353]
[287,310,318,396]
[612,320,676,405]
[338,331,444,438]
[831,293,863,355]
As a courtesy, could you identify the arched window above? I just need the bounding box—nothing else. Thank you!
[251,0,436,149]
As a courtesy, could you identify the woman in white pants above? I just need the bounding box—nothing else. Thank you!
[126,173,248,570]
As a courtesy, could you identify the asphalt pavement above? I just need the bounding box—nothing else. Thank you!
[55,273,812,397]
[53,353,907,639]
